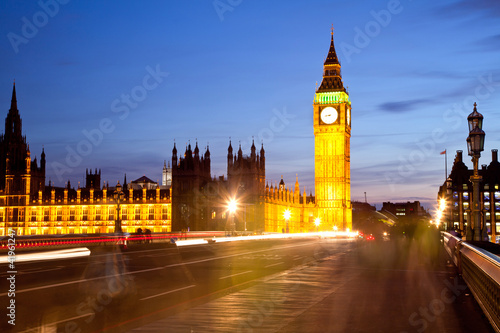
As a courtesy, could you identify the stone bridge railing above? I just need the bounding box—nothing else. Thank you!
[443,232,500,332]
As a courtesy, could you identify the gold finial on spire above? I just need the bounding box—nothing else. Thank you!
[331,24,334,38]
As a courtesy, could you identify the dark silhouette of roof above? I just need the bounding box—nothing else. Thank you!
[132,176,156,184]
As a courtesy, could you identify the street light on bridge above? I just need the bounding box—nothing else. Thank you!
[466,103,487,241]
[227,198,237,235]
[114,181,125,234]
[284,209,291,233]
[314,217,320,233]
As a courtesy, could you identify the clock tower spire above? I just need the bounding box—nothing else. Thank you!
[313,28,352,232]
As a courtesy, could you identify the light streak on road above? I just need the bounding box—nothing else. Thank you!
[0,247,90,263]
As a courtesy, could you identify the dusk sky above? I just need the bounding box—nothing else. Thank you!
[1,0,499,210]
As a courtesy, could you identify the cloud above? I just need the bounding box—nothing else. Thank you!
[474,34,500,52]
[435,0,500,20]
[378,99,432,113]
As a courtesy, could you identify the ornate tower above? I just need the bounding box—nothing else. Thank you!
[313,29,352,231]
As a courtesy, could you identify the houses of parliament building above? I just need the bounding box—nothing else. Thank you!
[0,32,352,236]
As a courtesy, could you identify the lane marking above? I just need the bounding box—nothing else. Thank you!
[265,261,284,268]
[219,270,253,280]
[18,267,62,275]
[140,284,196,301]
[19,313,93,332]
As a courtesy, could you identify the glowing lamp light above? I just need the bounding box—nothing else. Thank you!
[439,198,446,211]
[314,217,321,227]
[333,225,338,231]
[284,209,291,220]
[228,199,237,214]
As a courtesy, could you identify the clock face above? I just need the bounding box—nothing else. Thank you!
[320,106,338,124]
[347,109,351,126]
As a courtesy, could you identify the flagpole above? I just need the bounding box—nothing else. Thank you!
[445,149,447,179]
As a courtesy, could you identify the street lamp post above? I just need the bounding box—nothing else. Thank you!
[114,181,124,234]
[466,103,486,241]
[314,217,320,233]
[284,209,291,233]
[227,198,237,236]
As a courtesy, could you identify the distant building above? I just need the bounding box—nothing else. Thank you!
[161,160,172,187]
[130,175,158,190]
[437,150,500,242]
[85,168,101,190]
[352,201,376,212]
[381,201,428,218]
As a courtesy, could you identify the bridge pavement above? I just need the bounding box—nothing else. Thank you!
[130,235,495,333]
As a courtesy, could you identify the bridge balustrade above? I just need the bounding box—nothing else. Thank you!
[443,232,500,332]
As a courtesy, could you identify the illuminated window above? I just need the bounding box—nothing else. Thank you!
[44,208,49,222]
[135,206,140,220]
[162,206,168,220]
[122,207,127,220]
[56,208,62,221]
[495,192,500,200]
[149,207,154,220]
[212,210,216,219]
[70,208,75,221]
[82,207,88,221]
[96,207,101,221]
[109,207,115,221]
[30,209,36,222]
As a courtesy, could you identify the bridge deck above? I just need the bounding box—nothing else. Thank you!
[131,237,495,333]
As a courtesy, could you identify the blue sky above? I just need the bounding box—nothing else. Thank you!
[1,0,499,209]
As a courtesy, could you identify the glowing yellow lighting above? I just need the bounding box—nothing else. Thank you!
[228,199,237,214]
[333,225,338,231]
[439,198,446,211]
[284,209,291,220]
[314,217,321,227]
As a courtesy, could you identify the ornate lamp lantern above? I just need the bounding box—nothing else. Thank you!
[466,103,487,241]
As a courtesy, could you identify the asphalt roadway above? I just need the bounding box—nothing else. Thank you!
[0,232,495,333]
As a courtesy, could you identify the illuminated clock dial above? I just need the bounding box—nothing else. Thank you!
[320,106,338,124]
[347,109,351,126]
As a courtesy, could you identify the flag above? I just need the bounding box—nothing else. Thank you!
[440,150,446,155]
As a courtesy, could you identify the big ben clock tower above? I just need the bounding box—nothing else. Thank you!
[313,29,352,231]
